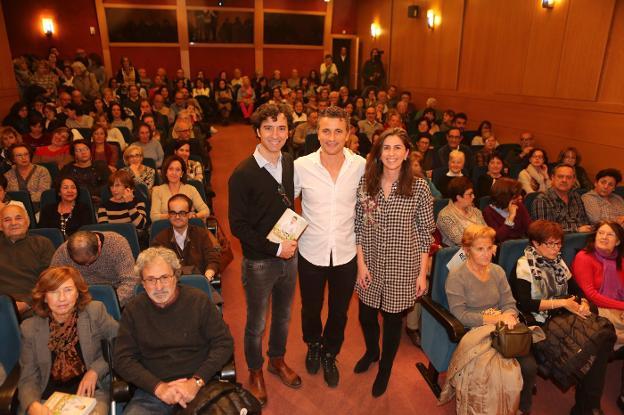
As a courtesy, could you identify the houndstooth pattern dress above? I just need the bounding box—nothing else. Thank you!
[355,176,435,313]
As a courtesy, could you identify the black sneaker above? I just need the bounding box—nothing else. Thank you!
[321,352,339,388]
[305,342,321,374]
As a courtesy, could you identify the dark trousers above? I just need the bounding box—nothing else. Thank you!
[358,300,403,371]
[242,256,297,370]
[571,338,614,414]
[517,353,538,413]
[298,253,357,355]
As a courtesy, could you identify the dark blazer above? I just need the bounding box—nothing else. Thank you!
[18,301,119,413]
[151,224,220,274]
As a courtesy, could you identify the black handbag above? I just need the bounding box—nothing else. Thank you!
[490,321,532,358]
[176,380,262,415]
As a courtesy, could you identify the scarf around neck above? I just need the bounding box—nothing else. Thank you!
[594,249,624,301]
[48,310,86,382]
[524,245,569,299]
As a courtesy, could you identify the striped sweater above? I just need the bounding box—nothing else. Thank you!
[97,198,147,229]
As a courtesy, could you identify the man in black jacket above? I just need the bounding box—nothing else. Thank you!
[228,103,301,407]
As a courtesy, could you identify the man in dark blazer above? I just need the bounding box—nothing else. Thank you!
[335,46,350,88]
[228,103,301,406]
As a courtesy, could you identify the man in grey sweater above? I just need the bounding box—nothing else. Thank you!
[51,230,137,305]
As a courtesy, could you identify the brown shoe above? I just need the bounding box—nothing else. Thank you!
[267,357,302,389]
[248,369,267,407]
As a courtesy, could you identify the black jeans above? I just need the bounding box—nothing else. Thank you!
[571,337,614,414]
[358,300,403,371]
[242,256,297,370]
[298,253,357,355]
[516,353,538,413]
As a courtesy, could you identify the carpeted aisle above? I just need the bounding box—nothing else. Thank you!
[208,124,622,415]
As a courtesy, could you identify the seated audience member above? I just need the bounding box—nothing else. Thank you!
[0,204,54,314]
[120,145,156,191]
[414,117,431,136]
[439,109,454,133]
[33,126,73,169]
[91,125,119,173]
[133,123,164,168]
[151,194,219,280]
[237,76,256,122]
[137,98,168,134]
[17,266,118,415]
[151,155,210,222]
[514,220,612,415]
[573,221,624,409]
[293,110,319,152]
[451,112,468,131]
[60,140,110,204]
[43,103,64,132]
[97,170,147,231]
[108,102,133,132]
[51,230,137,305]
[444,224,536,415]
[39,176,93,238]
[71,61,100,100]
[474,135,498,168]
[141,113,163,143]
[518,148,551,194]
[0,174,25,210]
[2,101,29,134]
[215,79,233,124]
[4,143,51,210]
[22,115,51,149]
[255,76,271,106]
[506,132,535,167]
[470,120,500,147]
[94,113,127,151]
[483,178,531,243]
[532,164,592,233]
[557,147,593,190]
[358,107,383,144]
[435,128,473,171]
[0,126,22,173]
[385,110,405,130]
[114,247,234,414]
[582,168,624,226]
[436,177,485,246]
[174,141,204,182]
[434,150,468,198]
[410,152,441,199]
[166,117,207,162]
[413,134,435,175]
[422,109,440,135]
[475,153,506,198]
[65,103,94,130]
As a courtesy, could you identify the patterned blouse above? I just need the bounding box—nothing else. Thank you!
[120,166,155,191]
[186,159,204,182]
[355,177,435,313]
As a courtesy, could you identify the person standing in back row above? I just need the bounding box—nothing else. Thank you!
[228,103,301,407]
[294,106,366,388]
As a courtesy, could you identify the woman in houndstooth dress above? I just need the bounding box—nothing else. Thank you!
[354,128,435,397]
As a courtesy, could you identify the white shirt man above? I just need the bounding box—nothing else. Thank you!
[294,106,365,388]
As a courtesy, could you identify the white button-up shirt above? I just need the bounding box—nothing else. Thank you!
[294,148,366,266]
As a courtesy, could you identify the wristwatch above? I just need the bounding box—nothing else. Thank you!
[192,376,205,388]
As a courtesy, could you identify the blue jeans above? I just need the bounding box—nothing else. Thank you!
[123,389,176,415]
[242,256,297,370]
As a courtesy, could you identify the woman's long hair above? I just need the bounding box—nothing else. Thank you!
[364,128,413,197]
[584,221,624,270]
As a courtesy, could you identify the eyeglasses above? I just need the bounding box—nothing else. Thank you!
[128,154,141,158]
[277,184,292,208]
[13,153,30,158]
[542,241,562,249]
[142,274,175,286]
[168,210,189,218]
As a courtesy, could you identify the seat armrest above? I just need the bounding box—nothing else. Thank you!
[420,295,466,342]
[216,356,236,383]
[0,365,20,415]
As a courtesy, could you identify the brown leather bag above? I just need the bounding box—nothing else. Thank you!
[490,321,532,358]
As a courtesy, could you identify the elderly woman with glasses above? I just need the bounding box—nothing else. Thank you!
[133,123,164,168]
[120,144,156,191]
[18,266,118,415]
[436,176,485,247]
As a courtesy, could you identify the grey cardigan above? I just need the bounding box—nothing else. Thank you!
[18,301,118,414]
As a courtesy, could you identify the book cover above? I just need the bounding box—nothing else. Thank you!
[267,208,308,243]
[44,392,97,415]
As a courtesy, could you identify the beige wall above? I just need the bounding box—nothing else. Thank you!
[357,0,624,178]
[0,4,19,117]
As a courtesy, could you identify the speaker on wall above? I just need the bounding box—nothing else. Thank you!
[407,5,420,18]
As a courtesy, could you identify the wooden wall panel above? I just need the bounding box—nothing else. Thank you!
[521,1,569,97]
[555,0,615,100]
[457,0,496,92]
[598,0,624,104]
[436,0,464,90]
[388,0,423,89]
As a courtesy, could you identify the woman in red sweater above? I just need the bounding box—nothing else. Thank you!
[572,220,624,410]
[482,178,531,243]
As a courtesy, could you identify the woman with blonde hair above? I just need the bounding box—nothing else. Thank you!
[18,266,118,415]
[120,144,155,191]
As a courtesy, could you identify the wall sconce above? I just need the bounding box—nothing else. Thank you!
[542,0,555,8]
[370,22,381,39]
[426,10,439,29]
[41,18,55,37]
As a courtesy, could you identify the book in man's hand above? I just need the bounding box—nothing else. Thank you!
[267,208,308,243]
[44,391,96,415]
